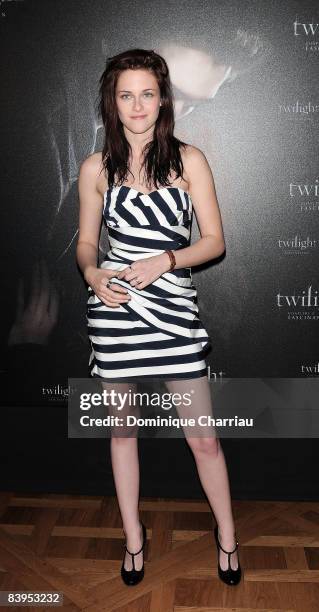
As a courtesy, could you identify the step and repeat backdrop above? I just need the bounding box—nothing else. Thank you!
[0,0,318,494]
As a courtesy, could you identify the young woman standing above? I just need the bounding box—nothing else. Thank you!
[76,48,242,587]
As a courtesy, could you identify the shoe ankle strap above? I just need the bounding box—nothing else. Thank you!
[124,541,144,556]
[217,530,239,555]
[123,523,144,557]
[219,541,239,554]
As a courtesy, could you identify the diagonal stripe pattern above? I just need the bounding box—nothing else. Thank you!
[86,185,211,381]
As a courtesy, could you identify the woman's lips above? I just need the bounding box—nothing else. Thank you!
[131,115,147,119]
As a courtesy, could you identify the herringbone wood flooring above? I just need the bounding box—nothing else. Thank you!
[0,492,318,611]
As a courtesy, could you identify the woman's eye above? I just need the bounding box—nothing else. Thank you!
[120,93,154,99]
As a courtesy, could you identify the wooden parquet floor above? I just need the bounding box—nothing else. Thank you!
[0,492,318,611]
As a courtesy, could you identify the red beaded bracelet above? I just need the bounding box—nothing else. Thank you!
[165,249,176,271]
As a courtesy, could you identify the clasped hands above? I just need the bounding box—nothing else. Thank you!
[88,252,173,309]
[116,252,171,290]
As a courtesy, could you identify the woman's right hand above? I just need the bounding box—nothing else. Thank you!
[86,268,131,308]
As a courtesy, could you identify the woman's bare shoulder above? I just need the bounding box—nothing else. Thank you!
[79,151,103,173]
[181,143,207,164]
[79,152,107,195]
[180,143,208,185]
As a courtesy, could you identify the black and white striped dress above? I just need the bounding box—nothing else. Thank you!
[86,185,211,381]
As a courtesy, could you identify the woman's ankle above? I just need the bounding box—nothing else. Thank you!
[123,520,142,538]
[217,524,237,545]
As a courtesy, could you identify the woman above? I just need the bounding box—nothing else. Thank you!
[76,48,242,587]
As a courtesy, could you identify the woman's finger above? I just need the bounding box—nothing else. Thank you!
[111,285,129,294]
[102,301,122,308]
[96,288,130,303]
[117,265,132,279]
[99,295,130,308]
[105,292,131,303]
[104,280,129,294]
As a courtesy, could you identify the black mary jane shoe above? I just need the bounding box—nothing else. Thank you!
[214,525,242,585]
[121,521,147,586]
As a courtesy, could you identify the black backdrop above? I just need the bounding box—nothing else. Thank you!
[1,0,318,499]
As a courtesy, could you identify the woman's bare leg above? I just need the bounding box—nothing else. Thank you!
[102,380,144,571]
[164,375,239,571]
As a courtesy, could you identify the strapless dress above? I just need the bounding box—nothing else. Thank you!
[86,185,211,381]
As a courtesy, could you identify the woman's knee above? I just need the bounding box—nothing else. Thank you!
[187,436,220,458]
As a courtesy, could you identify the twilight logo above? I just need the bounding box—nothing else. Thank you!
[288,179,319,212]
[293,15,319,52]
[278,101,319,115]
[278,235,318,250]
[293,17,319,36]
[290,180,319,197]
[277,285,318,308]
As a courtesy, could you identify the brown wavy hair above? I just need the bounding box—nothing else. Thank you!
[98,48,188,191]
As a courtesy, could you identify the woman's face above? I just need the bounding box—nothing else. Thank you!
[115,68,161,135]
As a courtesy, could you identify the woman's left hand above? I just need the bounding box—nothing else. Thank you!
[116,253,171,290]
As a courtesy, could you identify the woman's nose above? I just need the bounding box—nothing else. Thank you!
[132,98,143,111]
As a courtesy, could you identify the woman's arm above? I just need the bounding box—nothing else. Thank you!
[76,154,104,283]
[76,154,130,307]
[172,145,226,269]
